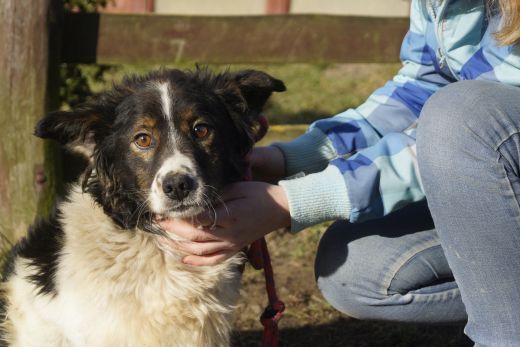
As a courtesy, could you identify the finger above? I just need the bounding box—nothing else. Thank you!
[173,240,233,256]
[182,251,234,266]
[190,205,236,229]
[190,209,216,228]
[157,219,218,242]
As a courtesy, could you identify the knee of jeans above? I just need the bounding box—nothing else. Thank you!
[315,269,378,320]
[417,81,506,178]
[419,81,500,144]
[419,80,515,144]
[314,222,387,319]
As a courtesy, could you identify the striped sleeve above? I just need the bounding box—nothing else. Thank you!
[276,0,452,231]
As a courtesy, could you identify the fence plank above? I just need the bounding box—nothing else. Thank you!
[62,13,408,65]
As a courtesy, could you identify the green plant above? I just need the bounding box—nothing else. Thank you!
[63,0,111,12]
[59,0,114,109]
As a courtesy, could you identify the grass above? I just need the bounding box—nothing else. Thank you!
[78,62,400,124]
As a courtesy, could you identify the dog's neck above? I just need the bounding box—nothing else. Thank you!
[58,185,243,274]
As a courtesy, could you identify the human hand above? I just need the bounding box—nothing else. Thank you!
[248,146,286,183]
[157,181,290,266]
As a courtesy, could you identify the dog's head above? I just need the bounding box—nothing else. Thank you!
[35,68,285,231]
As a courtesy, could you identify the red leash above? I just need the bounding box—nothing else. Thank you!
[246,239,285,347]
[244,116,285,347]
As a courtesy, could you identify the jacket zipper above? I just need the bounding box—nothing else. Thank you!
[427,0,459,80]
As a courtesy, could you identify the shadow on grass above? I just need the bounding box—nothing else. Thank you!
[233,317,472,347]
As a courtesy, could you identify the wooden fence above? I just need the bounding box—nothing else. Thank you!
[0,0,408,241]
[62,13,408,65]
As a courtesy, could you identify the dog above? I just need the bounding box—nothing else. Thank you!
[0,68,285,346]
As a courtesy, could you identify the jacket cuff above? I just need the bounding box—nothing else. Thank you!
[272,128,336,176]
[278,165,352,233]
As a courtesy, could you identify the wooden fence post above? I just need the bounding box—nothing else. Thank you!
[0,0,63,243]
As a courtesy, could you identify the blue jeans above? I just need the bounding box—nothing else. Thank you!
[315,81,520,346]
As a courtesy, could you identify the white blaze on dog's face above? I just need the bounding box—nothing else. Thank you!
[35,68,286,231]
[149,81,218,218]
[147,82,201,217]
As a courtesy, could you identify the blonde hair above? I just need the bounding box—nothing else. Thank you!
[492,0,520,45]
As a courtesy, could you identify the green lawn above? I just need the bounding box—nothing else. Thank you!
[76,62,400,125]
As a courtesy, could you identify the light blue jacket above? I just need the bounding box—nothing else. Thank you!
[275,0,520,231]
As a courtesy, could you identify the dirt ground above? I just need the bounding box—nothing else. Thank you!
[232,225,472,347]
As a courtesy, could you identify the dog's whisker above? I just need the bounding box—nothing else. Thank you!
[203,185,230,217]
[135,196,153,228]
[200,191,219,228]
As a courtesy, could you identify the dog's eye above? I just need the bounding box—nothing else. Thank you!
[134,133,152,148]
[193,124,210,139]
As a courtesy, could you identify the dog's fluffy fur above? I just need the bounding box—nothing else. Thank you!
[0,68,285,346]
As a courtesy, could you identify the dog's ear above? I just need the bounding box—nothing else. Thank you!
[34,107,111,158]
[215,70,285,150]
[227,70,286,117]
[215,70,285,117]
[35,85,130,158]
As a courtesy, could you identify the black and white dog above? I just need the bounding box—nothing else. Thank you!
[0,68,285,346]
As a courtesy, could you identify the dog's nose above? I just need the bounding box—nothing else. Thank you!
[162,174,195,201]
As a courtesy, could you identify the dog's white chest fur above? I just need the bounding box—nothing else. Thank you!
[3,188,242,347]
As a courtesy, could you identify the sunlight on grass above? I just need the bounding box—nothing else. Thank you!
[79,63,400,125]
